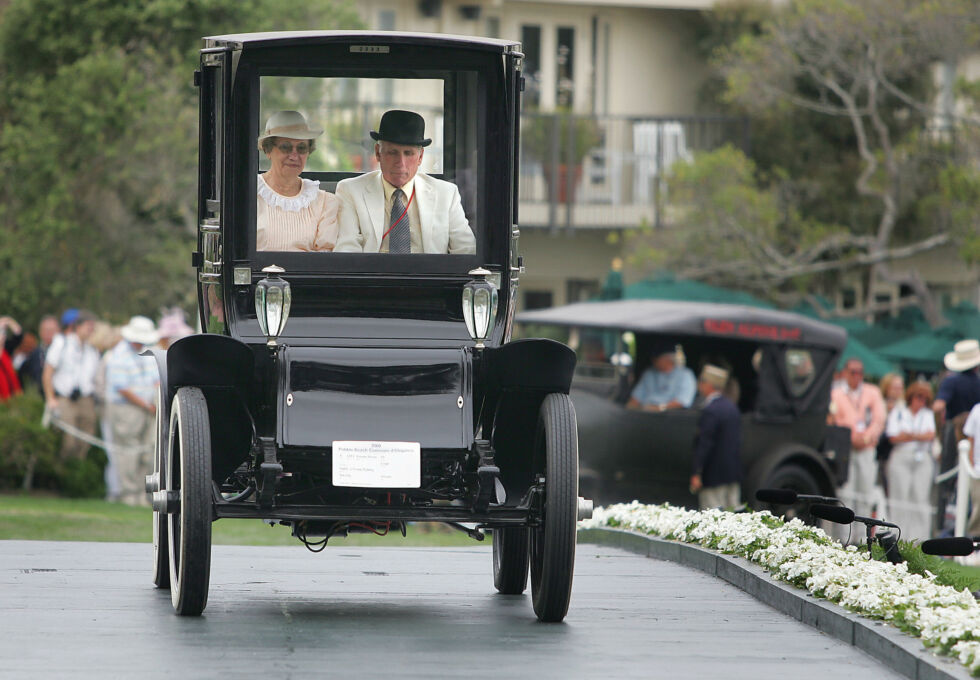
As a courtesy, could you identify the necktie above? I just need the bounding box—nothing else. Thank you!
[388,188,410,254]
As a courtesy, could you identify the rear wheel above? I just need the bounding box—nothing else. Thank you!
[529,393,578,623]
[492,527,529,594]
[759,463,821,524]
[166,387,213,616]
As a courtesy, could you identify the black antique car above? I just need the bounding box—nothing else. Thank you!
[144,31,591,621]
[517,300,851,510]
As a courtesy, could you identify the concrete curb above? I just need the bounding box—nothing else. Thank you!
[578,527,972,680]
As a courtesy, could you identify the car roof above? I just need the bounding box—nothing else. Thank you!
[203,31,520,52]
[517,299,847,350]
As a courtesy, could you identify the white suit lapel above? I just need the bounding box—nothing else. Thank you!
[415,173,433,253]
[361,172,385,249]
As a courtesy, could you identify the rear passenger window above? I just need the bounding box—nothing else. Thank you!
[785,349,815,396]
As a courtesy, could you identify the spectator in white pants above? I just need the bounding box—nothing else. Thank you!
[884,381,936,541]
[104,317,159,506]
[830,358,886,542]
[962,401,980,534]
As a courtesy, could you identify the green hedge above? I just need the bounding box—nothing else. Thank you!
[0,392,106,498]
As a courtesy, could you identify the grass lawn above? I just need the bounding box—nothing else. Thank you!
[0,493,485,547]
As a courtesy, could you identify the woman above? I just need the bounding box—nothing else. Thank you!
[257,110,339,252]
[884,381,936,541]
[876,372,905,482]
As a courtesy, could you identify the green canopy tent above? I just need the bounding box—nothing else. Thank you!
[876,327,963,374]
[837,335,898,379]
[624,274,774,308]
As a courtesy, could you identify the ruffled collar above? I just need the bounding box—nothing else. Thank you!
[258,174,320,211]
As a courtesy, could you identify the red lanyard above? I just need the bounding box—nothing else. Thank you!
[380,185,416,246]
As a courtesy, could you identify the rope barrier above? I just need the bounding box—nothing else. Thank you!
[42,408,152,455]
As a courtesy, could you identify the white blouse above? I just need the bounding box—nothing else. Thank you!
[257,175,340,251]
[885,404,935,459]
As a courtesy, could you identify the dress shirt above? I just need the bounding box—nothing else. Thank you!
[630,365,697,408]
[380,176,422,253]
[830,382,886,448]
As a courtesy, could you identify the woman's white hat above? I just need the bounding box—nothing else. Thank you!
[257,110,323,148]
[120,316,159,346]
[944,339,980,372]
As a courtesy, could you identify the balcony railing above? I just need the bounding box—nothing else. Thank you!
[519,113,749,230]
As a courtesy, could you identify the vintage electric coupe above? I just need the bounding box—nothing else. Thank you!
[145,31,591,621]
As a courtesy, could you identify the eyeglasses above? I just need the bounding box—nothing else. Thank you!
[275,141,311,155]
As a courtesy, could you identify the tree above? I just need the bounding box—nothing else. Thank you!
[0,0,362,330]
[634,0,980,323]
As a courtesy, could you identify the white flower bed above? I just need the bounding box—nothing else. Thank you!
[582,502,980,675]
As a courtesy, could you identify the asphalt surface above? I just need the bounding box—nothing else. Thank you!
[0,539,903,679]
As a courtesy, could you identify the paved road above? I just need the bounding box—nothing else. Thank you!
[0,540,902,679]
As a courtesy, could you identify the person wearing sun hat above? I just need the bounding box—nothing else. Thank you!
[257,110,340,252]
[334,109,476,254]
[933,339,980,424]
[691,364,741,509]
[104,316,160,505]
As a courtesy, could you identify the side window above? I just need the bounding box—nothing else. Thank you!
[785,349,815,397]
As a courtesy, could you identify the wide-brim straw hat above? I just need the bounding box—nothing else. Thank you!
[120,315,159,347]
[944,339,980,372]
[257,110,323,148]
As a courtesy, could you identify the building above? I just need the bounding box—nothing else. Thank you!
[352,0,743,309]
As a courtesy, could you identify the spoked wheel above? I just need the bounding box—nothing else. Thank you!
[151,382,169,589]
[492,527,529,594]
[529,393,578,623]
[166,387,213,616]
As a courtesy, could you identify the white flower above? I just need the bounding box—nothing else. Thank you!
[581,503,980,675]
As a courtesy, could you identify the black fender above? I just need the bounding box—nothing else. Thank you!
[165,334,255,484]
[744,443,836,505]
[481,339,577,505]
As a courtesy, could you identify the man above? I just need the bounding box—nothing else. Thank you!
[626,345,696,411]
[19,315,60,390]
[105,316,159,506]
[933,339,980,425]
[334,110,476,254]
[829,358,886,534]
[42,310,100,460]
[690,364,741,509]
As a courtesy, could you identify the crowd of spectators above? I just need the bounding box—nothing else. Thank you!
[1,307,194,504]
[829,338,980,543]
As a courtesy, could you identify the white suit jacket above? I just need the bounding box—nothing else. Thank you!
[334,170,476,254]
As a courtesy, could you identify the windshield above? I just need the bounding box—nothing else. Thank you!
[255,72,481,256]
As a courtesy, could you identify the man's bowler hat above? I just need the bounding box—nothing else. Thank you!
[370,110,432,147]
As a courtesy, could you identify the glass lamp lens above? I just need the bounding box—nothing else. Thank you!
[462,287,475,338]
[474,288,491,340]
[266,286,283,338]
[280,283,291,336]
[255,285,269,336]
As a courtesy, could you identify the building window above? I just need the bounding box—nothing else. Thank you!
[521,25,542,109]
[524,290,553,310]
[566,278,598,303]
[556,27,575,108]
[485,16,500,39]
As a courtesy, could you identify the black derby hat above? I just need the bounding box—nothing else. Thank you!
[370,110,432,147]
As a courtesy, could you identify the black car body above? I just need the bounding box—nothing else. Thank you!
[517,299,851,508]
[146,31,588,621]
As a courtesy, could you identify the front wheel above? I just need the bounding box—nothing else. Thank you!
[151,382,169,589]
[166,387,213,616]
[530,393,578,622]
[758,463,822,524]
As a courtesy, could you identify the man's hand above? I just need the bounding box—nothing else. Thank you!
[689,474,702,494]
